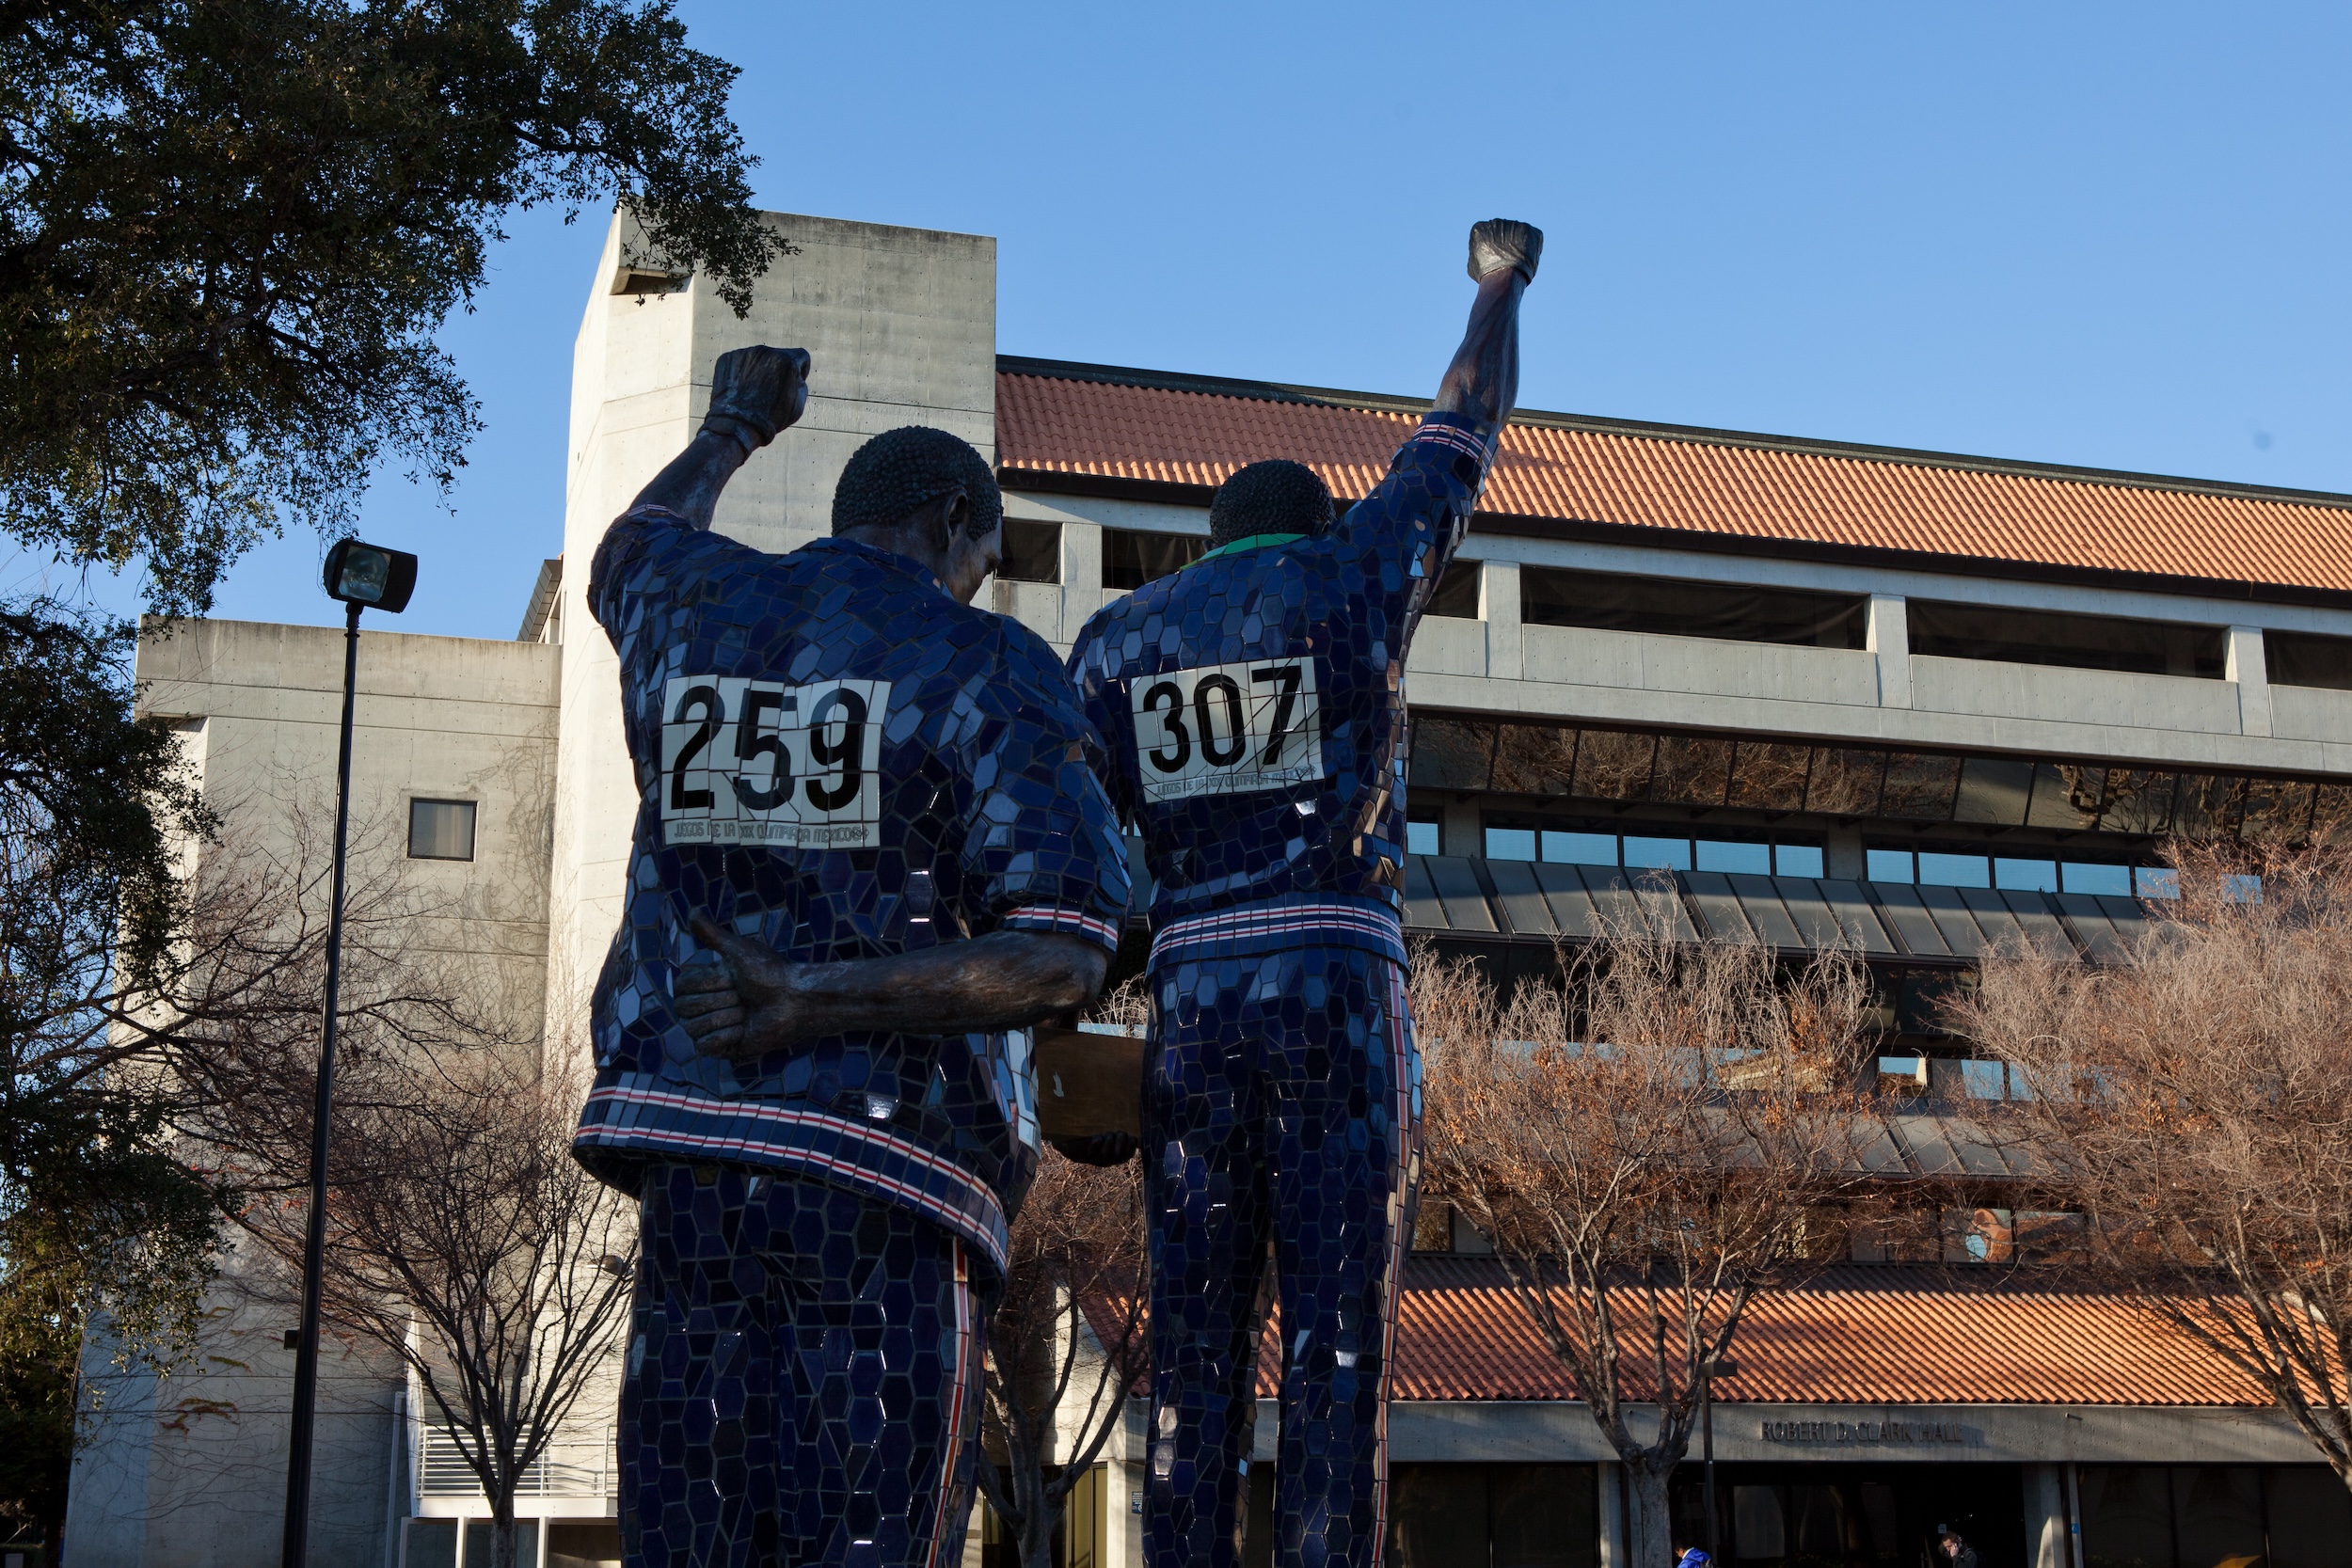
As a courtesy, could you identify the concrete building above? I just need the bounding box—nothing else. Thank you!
[67,208,2352,1568]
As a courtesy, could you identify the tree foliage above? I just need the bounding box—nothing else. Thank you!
[978,1148,1148,1568]
[0,600,226,1544]
[1958,844,2352,1490]
[1414,914,1882,1568]
[0,0,784,612]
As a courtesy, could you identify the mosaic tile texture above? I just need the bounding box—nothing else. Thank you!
[622,1164,982,1568]
[574,506,1129,1568]
[1068,414,1494,973]
[1069,416,1489,1568]
[1142,952,1420,1568]
[574,511,1132,1272]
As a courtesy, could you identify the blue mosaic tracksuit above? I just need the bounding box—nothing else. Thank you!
[1067,412,1497,1568]
[577,507,1132,1568]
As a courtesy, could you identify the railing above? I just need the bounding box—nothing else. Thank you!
[417,1424,614,1500]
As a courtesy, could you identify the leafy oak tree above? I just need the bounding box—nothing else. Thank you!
[0,600,224,1550]
[1,0,784,613]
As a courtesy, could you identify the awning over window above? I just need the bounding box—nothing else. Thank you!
[1405,854,2152,964]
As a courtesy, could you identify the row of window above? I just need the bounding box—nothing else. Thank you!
[1411,716,2344,845]
[1002,522,2352,690]
[1439,819,2179,899]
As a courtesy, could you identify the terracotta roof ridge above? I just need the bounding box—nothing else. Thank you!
[996,355,2352,515]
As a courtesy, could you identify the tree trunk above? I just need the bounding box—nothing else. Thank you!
[1018,1461,1058,1568]
[1628,1458,1678,1568]
[492,1490,519,1568]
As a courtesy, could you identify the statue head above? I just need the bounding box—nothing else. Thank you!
[833,426,1005,603]
[1208,460,1333,550]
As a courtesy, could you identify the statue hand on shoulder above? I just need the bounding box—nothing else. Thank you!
[702,344,813,454]
[1468,219,1543,285]
[674,915,813,1061]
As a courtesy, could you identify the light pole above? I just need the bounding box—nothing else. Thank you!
[282,540,417,1568]
[1702,1354,1739,1561]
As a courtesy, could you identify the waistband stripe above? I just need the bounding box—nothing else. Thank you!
[1150,897,1406,966]
[576,1081,1009,1272]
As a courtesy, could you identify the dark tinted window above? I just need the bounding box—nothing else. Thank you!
[2081,1467,2174,1568]
[1523,567,1867,647]
[1426,560,1481,618]
[1103,528,1205,590]
[2266,630,2352,690]
[2269,1468,2352,1568]
[1908,601,2225,677]
[996,518,1059,583]
[1391,1465,1596,1568]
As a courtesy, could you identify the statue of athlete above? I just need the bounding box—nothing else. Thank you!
[1064,219,1541,1568]
[575,344,1131,1568]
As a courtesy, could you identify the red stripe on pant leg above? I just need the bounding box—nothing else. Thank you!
[1372,963,1415,1568]
[928,1242,976,1568]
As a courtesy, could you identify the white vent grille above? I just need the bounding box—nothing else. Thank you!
[417,1425,614,1500]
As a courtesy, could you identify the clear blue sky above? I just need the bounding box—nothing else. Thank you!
[23,2,2352,638]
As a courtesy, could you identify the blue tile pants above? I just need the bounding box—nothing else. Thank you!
[621,1164,984,1568]
[1142,949,1421,1568]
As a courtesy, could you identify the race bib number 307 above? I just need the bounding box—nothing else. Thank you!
[1131,657,1323,804]
[660,676,890,847]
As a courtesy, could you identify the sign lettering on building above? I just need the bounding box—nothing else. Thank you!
[1759,1415,1968,1447]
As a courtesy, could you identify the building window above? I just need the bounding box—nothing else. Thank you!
[2081,1466,2352,1568]
[1406,818,1441,857]
[2267,629,2352,690]
[408,799,476,862]
[1908,600,2226,678]
[1101,528,1204,591]
[1867,845,2157,896]
[1520,566,1867,649]
[1424,561,1481,619]
[1484,818,1824,879]
[995,519,1059,583]
[1388,1465,1597,1568]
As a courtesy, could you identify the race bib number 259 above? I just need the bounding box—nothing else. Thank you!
[1131,657,1323,804]
[660,676,890,847]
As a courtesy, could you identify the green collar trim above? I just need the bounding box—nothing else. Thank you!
[1197,531,1306,563]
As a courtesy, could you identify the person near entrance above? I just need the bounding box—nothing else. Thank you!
[1063,219,1542,1568]
[573,343,1132,1568]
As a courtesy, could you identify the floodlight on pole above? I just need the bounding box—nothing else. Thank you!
[282,540,416,1568]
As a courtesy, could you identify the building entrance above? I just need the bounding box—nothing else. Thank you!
[1670,1465,2026,1568]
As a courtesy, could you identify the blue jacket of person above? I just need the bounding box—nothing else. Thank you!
[572,508,1133,1275]
[1066,410,1496,971]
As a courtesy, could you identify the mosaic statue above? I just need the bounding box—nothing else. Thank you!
[1066,218,1543,1568]
[571,343,1132,1568]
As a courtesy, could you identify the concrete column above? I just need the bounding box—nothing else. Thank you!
[1867,594,1913,709]
[1597,1462,1628,1568]
[1479,558,1523,681]
[2025,1464,2070,1568]
[1442,800,1483,857]
[1825,823,1866,879]
[1060,520,1104,643]
[2227,625,2272,736]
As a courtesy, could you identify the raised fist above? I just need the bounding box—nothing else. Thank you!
[702,345,812,452]
[1469,219,1543,285]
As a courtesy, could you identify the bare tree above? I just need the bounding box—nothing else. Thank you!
[167,813,632,1568]
[1955,842,2352,1489]
[1414,909,1882,1568]
[978,978,1151,1568]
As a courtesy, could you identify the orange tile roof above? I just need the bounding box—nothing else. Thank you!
[1378,1259,2267,1406]
[1083,1261,2270,1406]
[996,363,2352,602]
